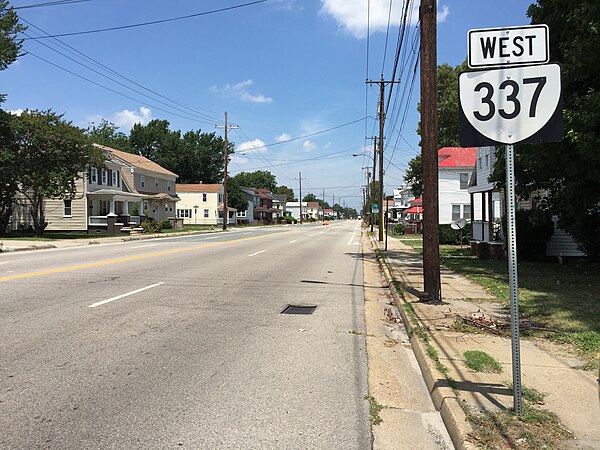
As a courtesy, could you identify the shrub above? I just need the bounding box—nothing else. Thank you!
[141,217,162,233]
[503,209,554,260]
[439,223,472,245]
[160,219,172,230]
[393,223,406,235]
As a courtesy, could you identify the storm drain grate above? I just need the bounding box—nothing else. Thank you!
[281,305,317,315]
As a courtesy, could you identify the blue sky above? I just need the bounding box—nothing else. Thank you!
[2,0,533,209]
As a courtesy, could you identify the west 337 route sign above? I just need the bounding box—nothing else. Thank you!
[458,63,562,146]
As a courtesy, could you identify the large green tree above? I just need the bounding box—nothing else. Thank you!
[13,110,104,236]
[177,130,227,184]
[0,1,25,103]
[86,119,131,151]
[129,119,181,167]
[0,109,16,234]
[233,170,277,191]
[226,176,248,212]
[407,60,469,195]
[273,185,297,202]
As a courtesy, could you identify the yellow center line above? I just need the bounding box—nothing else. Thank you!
[0,230,295,283]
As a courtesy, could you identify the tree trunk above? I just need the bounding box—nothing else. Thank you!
[0,202,11,236]
[30,194,47,237]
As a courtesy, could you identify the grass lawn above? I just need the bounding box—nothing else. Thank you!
[440,247,600,368]
[1,232,121,240]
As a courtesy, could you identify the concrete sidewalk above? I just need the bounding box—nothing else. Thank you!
[371,230,600,449]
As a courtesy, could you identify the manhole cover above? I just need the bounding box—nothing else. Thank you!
[281,305,317,315]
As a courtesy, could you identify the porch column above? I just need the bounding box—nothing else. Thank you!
[488,190,494,241]
[481,192,487,240]
[109,200,115,215]
[123,201,129,215]
[470,192,474,228]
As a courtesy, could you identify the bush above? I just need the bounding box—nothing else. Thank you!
[503,209,554,260]
[141,217,162,233]
[393,223,406,235]
[438,223,472,245]
[160,219,172,230]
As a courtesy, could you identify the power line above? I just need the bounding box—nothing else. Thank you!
[14,0,91,10]
[22,0,268,40]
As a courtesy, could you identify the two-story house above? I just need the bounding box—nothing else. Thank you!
[10,144,179,234]
[438,147,479,224]
[286,201,307,221]
[272,194,288,221]
[238,187,259,225]
[176,183,235,225]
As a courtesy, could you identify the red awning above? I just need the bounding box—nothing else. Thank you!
[404,206,422,214]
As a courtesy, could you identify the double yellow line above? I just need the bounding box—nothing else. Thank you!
[0,230,294,283]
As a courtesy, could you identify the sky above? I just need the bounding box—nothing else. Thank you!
[1,0,534,210]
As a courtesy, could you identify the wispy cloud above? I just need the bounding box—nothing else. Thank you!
[210,79,273,103]
[237,138,267,154]
[320,0,449,39]
[275,132,292,142]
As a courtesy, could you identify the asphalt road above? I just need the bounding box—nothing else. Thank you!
[0,221,371,449]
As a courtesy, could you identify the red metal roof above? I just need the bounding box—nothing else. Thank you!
[409,197,422,205]
[438,147,477,168]
[404,205,422,214]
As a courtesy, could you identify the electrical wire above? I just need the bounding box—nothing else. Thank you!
[14,0,91,10]
[23,0,268,40]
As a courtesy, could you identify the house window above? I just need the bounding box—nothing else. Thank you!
[452,204,461,221]
[112,171,118,186]
[202,193,207,202]
[141,175,145,188]
[155,179,159,188]
[63,199,72,217]
[218,193,223,203]
[479,157,483,169]
[102,169,107,185]
[167,181,171,192]
[143,201,148,213]
[204,209,209,218]
[237,210,246,217]
[459,173,469,189]
[485,154,489,169]
[91,167,97,183]
[463,204,471,220]
[178,209,192,218]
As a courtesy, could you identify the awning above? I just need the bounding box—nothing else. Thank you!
[404,206,422,214]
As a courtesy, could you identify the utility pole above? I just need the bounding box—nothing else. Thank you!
[371,137,377,233]
[322,187,326,221]
[366,79,400,242]
[297,171,303,224]
[215,112,239,231]
[420,0,441,302]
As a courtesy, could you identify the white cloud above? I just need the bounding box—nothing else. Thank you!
[210,79,273,103]
[88,107,153,131]
[237,138,267,154]
[8,109,24,116]
[320,0,449,39]
[275,132,291,142]
[303,140,316,152]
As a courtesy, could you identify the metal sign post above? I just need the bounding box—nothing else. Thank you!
[458,23,563,416]
[505,144,522,415]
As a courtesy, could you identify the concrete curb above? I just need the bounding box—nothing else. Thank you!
[368,233,475,450]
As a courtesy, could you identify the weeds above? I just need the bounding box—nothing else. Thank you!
[464,350,503,373]
[364,395,383,426]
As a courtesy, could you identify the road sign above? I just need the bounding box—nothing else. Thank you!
[372,204,379,213]
[468,25,549,68]
[458,63,562,146]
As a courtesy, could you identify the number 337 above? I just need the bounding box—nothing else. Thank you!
[473,77,546,121]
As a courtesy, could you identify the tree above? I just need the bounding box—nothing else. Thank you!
[86,119,131,150]
[488,1,600,259]
[129,119,181,167]
[408,60,469,197]
[0,1,25,103]
[303,193,318,203]
[233,170,277,191]
[0,109,16,234]
[13,110,104,236]
[226,176,248,212]
[274,185,297,202]
[403,154,423,197]
[176,130,227,184]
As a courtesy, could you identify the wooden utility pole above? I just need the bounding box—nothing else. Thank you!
[371,137,377,233]
[378,77,385,242]
[298,171,303,224]
[215,112,238,231]
[420,0,441,302]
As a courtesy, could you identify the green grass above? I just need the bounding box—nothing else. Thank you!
[464,350,503,373]
[439,247,600,366]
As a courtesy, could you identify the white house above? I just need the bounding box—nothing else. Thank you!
[438,147,480,224]
[287,201,307,221]
[176,183,236,225]
[392,184,415,220]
